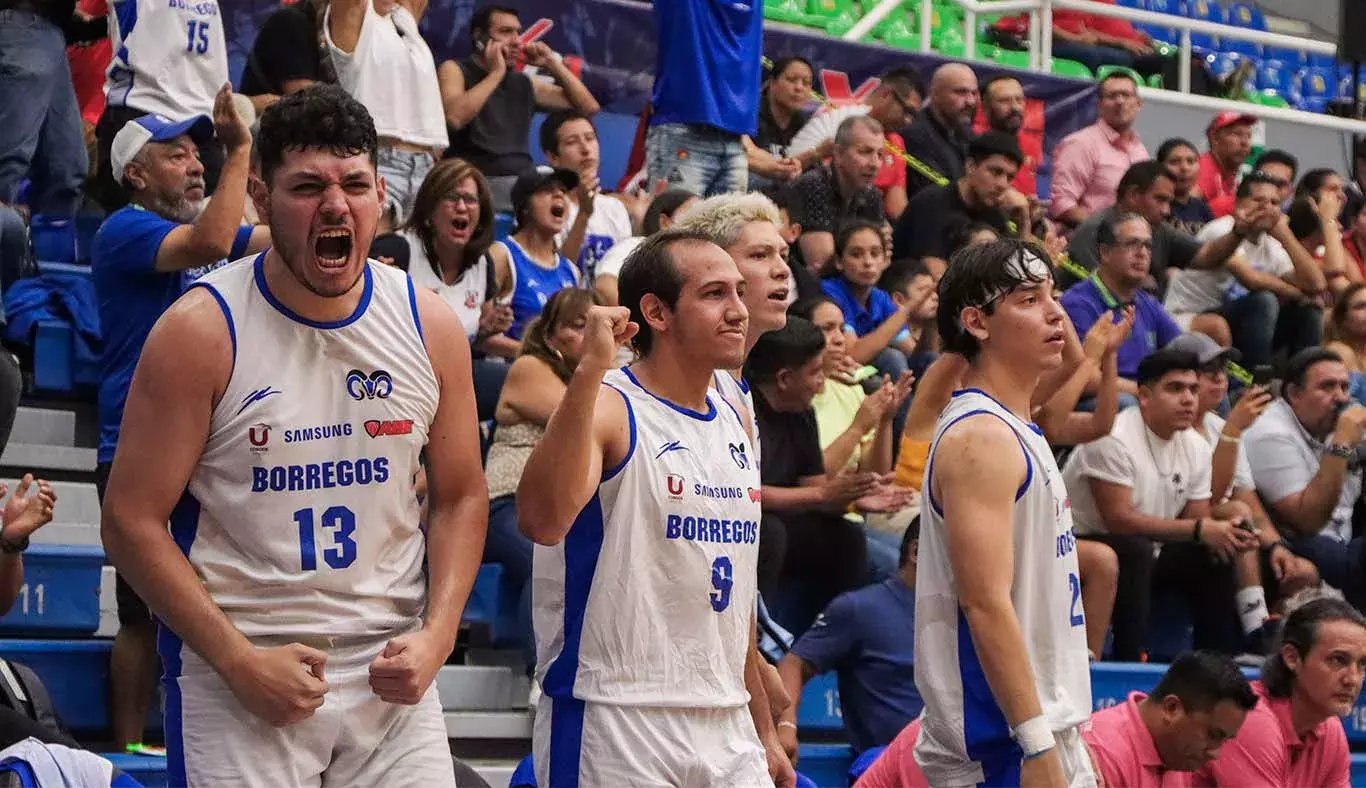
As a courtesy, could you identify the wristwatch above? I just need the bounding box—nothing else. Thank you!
[1326,442,1355,459]
[0,531,29,554]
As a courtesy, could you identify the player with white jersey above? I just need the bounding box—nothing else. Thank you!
[517,229,791,788]
[916,239,1095,787]
[101,86,488,787]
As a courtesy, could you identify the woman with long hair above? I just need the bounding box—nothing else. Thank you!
[483,288,600,663]
[745,55,815,190]
[1157,137,1213,236]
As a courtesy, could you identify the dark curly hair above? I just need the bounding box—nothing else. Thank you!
[255,84,378,185]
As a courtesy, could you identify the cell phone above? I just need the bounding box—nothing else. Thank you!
[849,365,879,383]
[1251,364,1275,386]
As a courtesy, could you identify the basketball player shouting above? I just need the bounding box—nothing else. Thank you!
[915,239,1095,787]
[518,228,786,787]
[101,86,488,787]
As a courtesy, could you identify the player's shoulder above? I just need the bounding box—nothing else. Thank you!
[934,412,1027,476]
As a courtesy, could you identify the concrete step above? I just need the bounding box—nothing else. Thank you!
[438,664,531,711]
[0,443,97,474]
[0,478,101,531]
[467,759,520,787]
[96,565,116,637]
[33,521,100,547]
[445,710,532,741]
[10,407,76,448]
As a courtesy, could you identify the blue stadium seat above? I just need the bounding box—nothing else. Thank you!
[1299,66,1336,105]
[796,744,854,788]
[494,212,516,241]
[1308,51,1338,70]
[1140,0,1182,44]
[1257,59,1294,96]
[1226,1,1264,29]
[103,753,168,788]
[1183,0,1225,54]
[0,639,159,735]
[796,671,844,732]
[0,545,103,635]
[33,320,76,395]
[1264,47,1308,68]
[1298,96,1330,114]
[462,563,522,646]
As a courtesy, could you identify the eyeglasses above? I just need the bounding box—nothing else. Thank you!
[1101,90,1138,101]
[1112,238,1153,252]
[442,193,480,207]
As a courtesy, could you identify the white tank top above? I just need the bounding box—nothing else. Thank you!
[402,229,488,340]
[914,389,1092,785]
[105,0,228,117]
[533,367,761,708]
[325,1,448,149]
[712,371,761,471]
[177,254,439,641]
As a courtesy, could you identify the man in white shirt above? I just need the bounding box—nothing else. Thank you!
[1164,171,1327,367]
[1063,348,1265,660]
[539,110,636,283]
[1245,347,1366,608]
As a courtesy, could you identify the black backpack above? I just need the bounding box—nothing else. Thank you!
[0,660,65,739]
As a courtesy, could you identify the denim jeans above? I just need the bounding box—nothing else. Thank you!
[377,146,436,225]
[1219,291,1322,368]
[0,11,88,215]
[646,123,747,197]
[485,495,535,665]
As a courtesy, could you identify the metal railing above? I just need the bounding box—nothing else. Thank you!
[841,0,1365,130]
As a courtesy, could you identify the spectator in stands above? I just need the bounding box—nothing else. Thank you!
[0,0,93,223]
[748,318,910,630]
[92,97,268,752]
[744,56,813,190]
[976,75,1037,197]
[1287,179,1352,295]
[1164,171,1327,367]
[93,0,230,210]
[1194,593,1361,786]
[1084,650,1256,786]
[1245,348,1366,608]
[787,68,923,221]
[788,115,888,271]
[1066,160,1247,290]
[898,63,978,198]
[1342,197,1366,280]
[325,0,447,229]
[1050,71,1148,230]
[892,131,1029,278]
[400,158,516,420]
[238,0,331,110]
[487,166,580,346]
[1159,137,1214,236]
[592,188,696,306]
[821,221,916,381]
[0,475,57,617]
[539,110,633,281]
[776,519,922,763]
[762,187,820,303]
[646,0,760,197]
[1062,349,1269,659]
[484,287,597,666]
[440,6,598,213]
[879,260,940,369]
[1197,112,1256,212]
[1205,147,1297,221]
[1326,283,1366,406]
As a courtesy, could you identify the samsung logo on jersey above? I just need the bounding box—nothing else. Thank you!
[284,424,352,444]
[664,514,759,545]
[251,458,389,492]
[693,483,746,500]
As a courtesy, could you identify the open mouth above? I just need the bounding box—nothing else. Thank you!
[314,229,353,267]
[451,216,471,233]
[549,204,567,219]
[768,287,790,303]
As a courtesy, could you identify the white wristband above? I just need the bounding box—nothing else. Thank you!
[1010,715,1056,758]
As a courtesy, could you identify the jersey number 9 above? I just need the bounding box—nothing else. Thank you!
[710,556,733,612]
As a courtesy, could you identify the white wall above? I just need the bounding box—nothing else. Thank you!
[1255,0,1338,39]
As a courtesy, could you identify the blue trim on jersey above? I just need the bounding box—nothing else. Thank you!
[956,607,1019,770]
[548,695,586,787]
[405,273,425,346]
[952,388,1044,433]
[1013,432,1033,502]
[188,282,236,377]
[738,376,750,394]
[253,253,374,329]
[601,384,635,482]
[926,410,1032,516]
[542,493,606,699]
[621,367,717,421]
[160,491,200,787]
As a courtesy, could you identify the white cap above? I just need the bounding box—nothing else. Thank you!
[110,113,213,185]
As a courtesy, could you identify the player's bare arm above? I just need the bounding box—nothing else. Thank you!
[369,288,488,705]
[747,618,795,787]
[935,415,1067,785]
[517,305,634,545]
[102,288,330,727]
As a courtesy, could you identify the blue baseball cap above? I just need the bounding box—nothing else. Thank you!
[111,113,214,185]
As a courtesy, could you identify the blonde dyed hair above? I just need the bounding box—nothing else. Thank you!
[671,192,782,249]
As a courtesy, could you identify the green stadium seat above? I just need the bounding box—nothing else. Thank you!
[991,48,1032,71]
[1097,64,1144,85]
[1051,58,1095,80]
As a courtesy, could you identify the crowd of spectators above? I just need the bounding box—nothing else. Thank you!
[6,0,1366,779]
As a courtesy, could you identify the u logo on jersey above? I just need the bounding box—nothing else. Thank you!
[666,474,684,499]
[346,369,394,401]
[248,423,270,451]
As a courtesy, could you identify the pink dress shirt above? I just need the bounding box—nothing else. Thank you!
[1193,681,1350,788]
[1049,121,1149,220]
[1083,692,1192,788]
[854,719,929,788]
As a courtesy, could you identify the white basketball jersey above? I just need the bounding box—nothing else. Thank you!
[712,371,761,471]
[533,367,761,708]
[105,0,228,117]
[171,254,438,642]
[914,389,1092,785]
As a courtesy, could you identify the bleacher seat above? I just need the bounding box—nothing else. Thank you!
[1264,47,1308,68]
[0,544,102,635]
[1183,0,1225,54]
[797,744,854,788]
[0,639,157,734]
[1221,2,1262,57]
[1139,0,1181,43]
[1257,59,1294,97]
[1297,67,1336,111]
[1339,64,1366,102]
[103,753,167,788]
[796,671,844,732]
[462,563,522,646]
[1307,51,1337,70]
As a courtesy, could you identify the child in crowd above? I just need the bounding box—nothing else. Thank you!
[820,220,918,380]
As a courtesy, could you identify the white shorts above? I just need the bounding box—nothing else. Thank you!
[162,634,457,788]
[533,694,773,788]
[1171,311,1197,331]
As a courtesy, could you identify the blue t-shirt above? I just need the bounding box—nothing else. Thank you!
[91,207,252,463]
[790,578,922,755]
[649,0,762,136]
[503,238,578,341]
[820,277,897,338]
[1060,275,1180,380]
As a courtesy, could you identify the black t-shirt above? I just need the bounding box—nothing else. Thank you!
[898,109,969,199]
[892,183,1011,262]
[239,3,325,96]
[753,100,812,159]
[753,388,824,489]
[445,58,535,177]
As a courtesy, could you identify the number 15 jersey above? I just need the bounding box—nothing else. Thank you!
[175,255,439,642]
[533,367,761,708]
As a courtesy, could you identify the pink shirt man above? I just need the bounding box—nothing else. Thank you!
[1083,692,1193,788]
[853,719,929,788]
[1049,121,1149,222]
[1193,681,1351,788]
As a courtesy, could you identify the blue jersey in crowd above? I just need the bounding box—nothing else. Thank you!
[820,277,898,338]
[502,238,578,341]
[1060,273,1180,381]
[649,0,763,136]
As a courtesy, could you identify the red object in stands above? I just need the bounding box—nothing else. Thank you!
[973,98,1046,198]
[67,0,111,127]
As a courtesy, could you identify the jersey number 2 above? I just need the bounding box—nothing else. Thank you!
[296,506,357,571]
[1068,572,1085,627]
[710,556,733,612]
[185,20,210,54]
